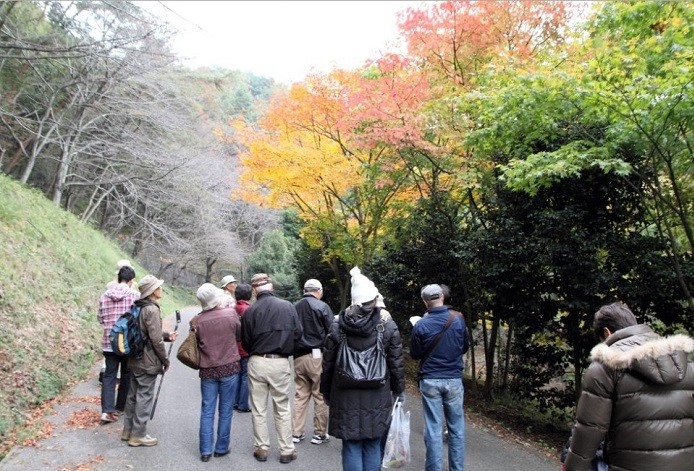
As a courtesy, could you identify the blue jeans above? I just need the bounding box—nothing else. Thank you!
[420,378,465,471]
[342,438,383,471]
[234,357,249,409]
[101,351,129,413]
[199,373,239,456]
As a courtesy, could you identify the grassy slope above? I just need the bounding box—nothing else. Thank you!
[0,174,193,444]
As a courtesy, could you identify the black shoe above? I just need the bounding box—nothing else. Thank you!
[237,407,251,413]
[201,455,211,462]
[213,450,230,457]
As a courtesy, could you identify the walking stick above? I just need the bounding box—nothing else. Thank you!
[150,310,181,420]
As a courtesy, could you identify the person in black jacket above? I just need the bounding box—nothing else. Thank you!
[240,273,303,464]
[321,267,405,471]
[292,278,334,445]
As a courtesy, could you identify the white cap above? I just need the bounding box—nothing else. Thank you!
[304,279,323,291]
[220,275,237,288]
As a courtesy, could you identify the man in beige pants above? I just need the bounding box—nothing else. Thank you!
[240,274,303,464]
[292,279,334,445]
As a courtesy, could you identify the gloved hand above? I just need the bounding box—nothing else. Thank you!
[393,394,405,406]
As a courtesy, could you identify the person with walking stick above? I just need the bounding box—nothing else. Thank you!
[149,309,181,420]
[121,275,178,447]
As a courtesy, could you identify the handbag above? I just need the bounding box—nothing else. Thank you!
[176,316,200,369]
[335,320,387,389]
[382,398,411,468]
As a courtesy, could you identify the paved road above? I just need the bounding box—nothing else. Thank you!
[0,307,559,471]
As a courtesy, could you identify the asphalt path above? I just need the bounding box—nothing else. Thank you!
[0,307,560,471]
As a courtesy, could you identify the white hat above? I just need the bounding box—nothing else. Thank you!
[197,283,226,311]
[304,279,323,291]
[138,275,164,299]
[421,284,443,301]
[220,275,237,288]
[349,267,379,306]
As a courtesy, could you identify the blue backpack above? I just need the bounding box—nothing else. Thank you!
[109,304,148,358]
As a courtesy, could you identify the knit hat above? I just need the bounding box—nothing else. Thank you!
[138,275,164,298]
[250,273,271,288]
[304,279,323,291]
[350,267,378,306]
[376,292,386,308]
[220,275,237,288]
[197,283,226,311]
[421,284,443,301]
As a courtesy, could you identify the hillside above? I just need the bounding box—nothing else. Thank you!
[0,174,193,450]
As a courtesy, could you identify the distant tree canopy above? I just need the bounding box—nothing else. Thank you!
[0,1,280,286]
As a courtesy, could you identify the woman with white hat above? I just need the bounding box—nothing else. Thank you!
[193,283,242,462]
[121,274,178,447]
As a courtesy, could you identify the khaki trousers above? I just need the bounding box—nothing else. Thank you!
[292,353,328,436]
[248,355,295,454]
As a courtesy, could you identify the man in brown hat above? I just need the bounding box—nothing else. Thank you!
[240,273,303,464]
[122,274,178,447]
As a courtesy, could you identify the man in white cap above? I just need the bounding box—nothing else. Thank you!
[292,279,334,445]
[411,284,469,471]
[241,273,303,464]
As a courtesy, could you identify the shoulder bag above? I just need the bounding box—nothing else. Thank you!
[176,315,200,370]
[335,320,387,389]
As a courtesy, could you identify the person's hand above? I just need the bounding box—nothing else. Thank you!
[394,394,405,405]
[168,331,178,342]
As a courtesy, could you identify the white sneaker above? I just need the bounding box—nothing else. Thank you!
[292,434,305,443]
[311,434,329,444]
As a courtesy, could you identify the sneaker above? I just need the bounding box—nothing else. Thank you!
[310,434,329,444]
[128,434,158,447]
[100,412,118,424]
[292,433,305,443]
[279,450,298,463]
[253,447,268,462]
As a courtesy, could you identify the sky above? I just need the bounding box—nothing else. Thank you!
[138,1,421,84]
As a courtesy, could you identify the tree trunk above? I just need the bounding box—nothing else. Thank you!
[483,315,499,401]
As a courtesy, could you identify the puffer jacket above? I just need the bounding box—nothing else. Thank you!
[320,306,405,441]
[128,299,171,376]
[565,324,694,471]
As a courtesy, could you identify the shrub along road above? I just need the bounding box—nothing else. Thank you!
[0,307,559,470]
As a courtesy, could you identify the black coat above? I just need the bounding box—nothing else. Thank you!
[320,306,405,441]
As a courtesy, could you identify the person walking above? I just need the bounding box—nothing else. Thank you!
[411,284,469,471]
[233,283,252,413]
[240,273,303,464]
[564,302,694,471]
[121,274,178,447]
[194,283,242,462]
[97,265,139,424]
[321,267,405,471]
[292,278,334,445]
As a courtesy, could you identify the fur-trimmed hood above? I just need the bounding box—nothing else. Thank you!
[590,324,694,385]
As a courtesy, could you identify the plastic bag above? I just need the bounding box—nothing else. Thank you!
[382,398,411,468]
